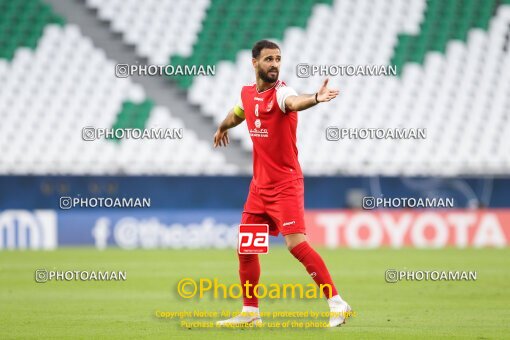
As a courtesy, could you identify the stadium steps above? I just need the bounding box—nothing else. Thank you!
[0,0,241,174]
[0,0,160,145]
[0,1,147,147]
[4,0,509,176]
[41,0,250,173]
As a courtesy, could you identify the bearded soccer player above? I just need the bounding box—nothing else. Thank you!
[213,40,351,328]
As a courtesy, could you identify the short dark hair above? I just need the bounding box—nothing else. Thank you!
[252,40,280,59]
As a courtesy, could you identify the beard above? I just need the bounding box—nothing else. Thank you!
[258,68,279,83]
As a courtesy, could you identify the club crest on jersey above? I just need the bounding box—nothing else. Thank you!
[266,99,273,112]
[255,119,261,128]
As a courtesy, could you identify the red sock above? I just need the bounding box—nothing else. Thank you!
[238,253,260,307]
[290,241,338,298]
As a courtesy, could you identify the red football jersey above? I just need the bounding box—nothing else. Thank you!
[237,80,304,188]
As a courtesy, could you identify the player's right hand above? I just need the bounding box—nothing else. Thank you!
[213,129,230,147]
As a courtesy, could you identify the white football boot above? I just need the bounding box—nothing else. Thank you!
[328,296,352,327]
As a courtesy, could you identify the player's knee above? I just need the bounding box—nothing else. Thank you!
[285,240,295,251]
[284,234,306,251]
[286,243,295,251]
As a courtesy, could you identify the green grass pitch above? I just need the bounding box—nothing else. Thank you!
[1,247,509,339]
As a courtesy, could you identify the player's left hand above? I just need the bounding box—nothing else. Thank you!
[316,78,339,102]
[213,128,230,147]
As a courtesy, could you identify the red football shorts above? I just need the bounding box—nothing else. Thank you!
[241,178,306,236]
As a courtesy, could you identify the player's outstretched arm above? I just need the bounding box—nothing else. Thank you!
[285,78,339,112]
[213,109,245,147]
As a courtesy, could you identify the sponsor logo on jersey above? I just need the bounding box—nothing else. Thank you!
[250,112,269,137]
[249,128,269,138]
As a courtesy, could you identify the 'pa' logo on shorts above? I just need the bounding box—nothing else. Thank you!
[238,224,269,254]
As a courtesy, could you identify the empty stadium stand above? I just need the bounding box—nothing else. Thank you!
[0,0,235,175]
[1,0,509,176]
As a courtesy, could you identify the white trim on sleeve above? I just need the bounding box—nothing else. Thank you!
[276,86,298,112]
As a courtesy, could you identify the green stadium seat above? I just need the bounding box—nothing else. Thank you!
[0,0,64,61]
